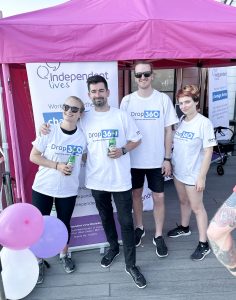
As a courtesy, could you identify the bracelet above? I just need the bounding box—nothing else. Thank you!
[164,157,171,162]
[55,162,59,170]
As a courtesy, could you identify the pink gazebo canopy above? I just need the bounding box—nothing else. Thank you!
[0,0,236,68]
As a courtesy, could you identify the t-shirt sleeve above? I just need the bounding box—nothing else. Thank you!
[202,118,217,148]
[120,95,130,111]
[163,94,179,127]
[32,125,55,153]
[121,110,142,142]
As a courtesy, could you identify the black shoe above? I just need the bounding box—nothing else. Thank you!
[101,248,120,268]
[168,224,191,238]
[60,253,75,273]
[37,259,50,285]
[135,227,145,247]
[153,236,168,257]
[191,242,211,261]
[125,266,147,289]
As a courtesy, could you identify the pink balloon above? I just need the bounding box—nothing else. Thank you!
[0,203,44,250]
[30,216,68,258]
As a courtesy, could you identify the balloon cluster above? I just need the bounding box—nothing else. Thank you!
[0,203,68,300]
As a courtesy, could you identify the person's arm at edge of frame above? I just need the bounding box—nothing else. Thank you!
[162,125,172,177]
[207,189,236,276]
[195,146,213,192]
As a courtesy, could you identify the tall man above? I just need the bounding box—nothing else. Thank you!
[120,62,178,257]
[80,75,146,289]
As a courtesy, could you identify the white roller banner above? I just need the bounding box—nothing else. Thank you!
[26,62,120,250]
[208,67,229,139]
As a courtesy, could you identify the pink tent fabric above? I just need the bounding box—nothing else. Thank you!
[0,0,236,67]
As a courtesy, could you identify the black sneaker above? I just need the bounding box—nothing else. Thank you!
[135,227,145,247]
[191,242,211,261]
[125,266,147,289]
[60,254,75,273]
[168,224,191,238]
[153,236,168,257]
[101,248,120,268]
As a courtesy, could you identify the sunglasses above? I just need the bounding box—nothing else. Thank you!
[62,104,82,113]
[134,71,152,79]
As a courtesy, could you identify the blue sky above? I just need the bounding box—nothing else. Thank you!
[0,0,68,17]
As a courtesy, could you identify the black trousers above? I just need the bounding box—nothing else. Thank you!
[32,190,77,244]
[91,189,135,268]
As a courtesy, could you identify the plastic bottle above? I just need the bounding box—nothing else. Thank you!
[66,150,76,175]
[108,131,116,152]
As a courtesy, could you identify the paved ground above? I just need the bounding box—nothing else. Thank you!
[25,155,236,300]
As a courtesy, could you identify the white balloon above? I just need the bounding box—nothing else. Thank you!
[0,248,39,300]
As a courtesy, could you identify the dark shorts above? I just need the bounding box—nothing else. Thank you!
[131,168,164,193]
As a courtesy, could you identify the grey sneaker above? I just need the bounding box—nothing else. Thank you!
[153,236,168,257]
[135,227,145,247]
[37,259,50,284]
[191,242,211,261]
[60,254,75,273]
[37,259,44,285]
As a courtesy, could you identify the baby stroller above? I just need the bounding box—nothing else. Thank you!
[212,126,236,176]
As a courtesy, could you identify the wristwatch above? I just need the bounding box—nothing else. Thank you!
[121,147,128,155]
[164,157,171,162]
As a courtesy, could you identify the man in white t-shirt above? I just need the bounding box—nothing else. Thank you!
[80,75,146,289]
[120,62,178,257]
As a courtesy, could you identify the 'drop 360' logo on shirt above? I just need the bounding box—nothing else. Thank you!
[51,144,83,154]
[175,130,195,140]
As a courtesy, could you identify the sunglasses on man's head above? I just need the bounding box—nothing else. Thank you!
[62,104,82,113]
[134,71,152,79]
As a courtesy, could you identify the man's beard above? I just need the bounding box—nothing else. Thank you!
[93,98,106,107]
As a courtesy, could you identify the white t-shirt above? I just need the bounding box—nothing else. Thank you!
[172,113,217,185]
[80,107,142,192]
[120,90,178,168]
[32,124,86,197]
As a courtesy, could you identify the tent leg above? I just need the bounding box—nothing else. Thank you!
[1,63,26,202]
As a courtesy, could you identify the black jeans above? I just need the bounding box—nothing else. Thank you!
[91,189,135,268]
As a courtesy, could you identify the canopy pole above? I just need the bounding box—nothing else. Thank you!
[2,64,26,202]
[0,73,14,206]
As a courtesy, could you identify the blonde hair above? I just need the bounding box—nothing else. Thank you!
[66,96,85,113]
[176,85,200,103]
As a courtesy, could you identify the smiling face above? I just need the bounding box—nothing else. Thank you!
[88,82,110,110]
[134,63,153,90]
[178,96,198,117]
[62,96,83,124]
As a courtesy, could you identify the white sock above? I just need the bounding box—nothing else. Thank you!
[60,253,66,259]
